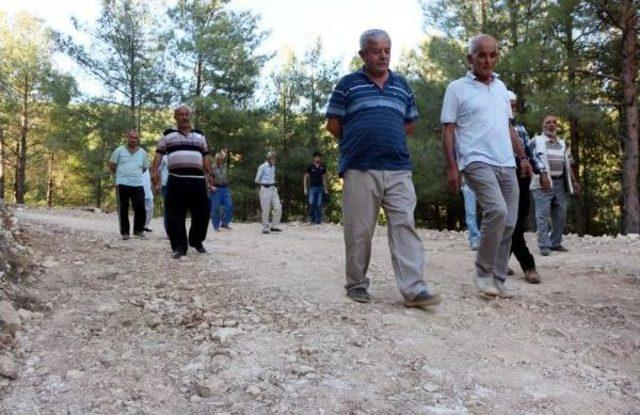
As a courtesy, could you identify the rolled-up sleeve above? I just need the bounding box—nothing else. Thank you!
[440,83,459,124]
[325,78,347,120]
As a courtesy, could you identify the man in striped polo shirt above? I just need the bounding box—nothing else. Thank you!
[326,29,442,308]
[151,105,212,258]
[530,114,579,256]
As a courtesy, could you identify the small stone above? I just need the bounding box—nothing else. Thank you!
[422,382,442,393]
[223,319,238,328]
[42,258,59,268]
[17,309,33,322]
[211,327,243,344]
[0,355,18,379]
[194,378,225,398]
[65,369,85,381]
[0,301,20,334]
[246,385,261,396]
[73,260,85,266]
[144,314,162,329]
[292,365,314,377]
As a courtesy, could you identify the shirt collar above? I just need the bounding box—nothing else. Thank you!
[357,66,396,82]
[465,71,500,82]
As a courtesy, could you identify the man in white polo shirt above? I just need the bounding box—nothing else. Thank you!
[255,151,282,234]
[441,34,532,298]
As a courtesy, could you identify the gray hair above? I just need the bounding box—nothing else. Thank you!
[266,151,276,159]
[359,29,391,51]
[174,104,193,115]
[468,34,498,55]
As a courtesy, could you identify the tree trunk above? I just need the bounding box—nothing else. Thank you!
[15,101,28,204]
[0,128,4,200]
[620,2,639,234]
[46,152,55,207]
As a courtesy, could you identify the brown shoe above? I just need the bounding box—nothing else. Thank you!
[524,269,541,284]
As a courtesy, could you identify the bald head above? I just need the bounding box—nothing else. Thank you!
[174,104,193,131]
[468,34,498,56]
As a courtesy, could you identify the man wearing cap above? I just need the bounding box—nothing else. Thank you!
[507,91,547,283]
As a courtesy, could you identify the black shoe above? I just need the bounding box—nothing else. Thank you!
[173,251,186,259]
[133,232,145,238]
[143,227,153,232]
[550,245,568,252]
[507,267,514,276]
[262,230,270,234]
[193,245,207,254]
[404,291,443,308]
[347,287,371,303]
[270,227,282,232]
[221,224,230,229]
[121,234,130,240]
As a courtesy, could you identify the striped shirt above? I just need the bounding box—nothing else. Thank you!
[155,128,209,176]
[326,68,418,175]
[545,139,567,177]
[212,164,228,186]
[512,121,545,174]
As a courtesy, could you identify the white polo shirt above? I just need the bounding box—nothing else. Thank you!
[441,71,515,171]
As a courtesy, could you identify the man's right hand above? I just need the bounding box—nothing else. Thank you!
[540,173,551,191]
[447,166,460,193]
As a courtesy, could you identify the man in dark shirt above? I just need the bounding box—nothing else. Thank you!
[303,152,328,224]
[326,29,441,308]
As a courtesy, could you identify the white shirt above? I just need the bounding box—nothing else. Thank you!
[441,71,515,170]
[255,161,276,185]
[141,170,153,200]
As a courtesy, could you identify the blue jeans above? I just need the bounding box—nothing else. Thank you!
[210,186,233,230]
[308,186,324,224]
[461,182,480,244]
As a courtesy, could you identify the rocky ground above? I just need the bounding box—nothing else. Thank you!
[0,207,639,414]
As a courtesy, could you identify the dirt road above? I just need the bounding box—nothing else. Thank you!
[1,208,639,414]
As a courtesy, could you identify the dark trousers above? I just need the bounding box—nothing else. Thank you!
[116,184,146,235]
[510,175,536,272]
[166,175,210,253]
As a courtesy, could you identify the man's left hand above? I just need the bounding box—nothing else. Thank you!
[573,181,580,198]
[519,158,532,177]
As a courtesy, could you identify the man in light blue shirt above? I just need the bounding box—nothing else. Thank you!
[255,151,282,234]
[441,34,531,298]
[108,129,149,239]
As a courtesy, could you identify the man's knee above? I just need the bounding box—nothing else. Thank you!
[484,204,508,224]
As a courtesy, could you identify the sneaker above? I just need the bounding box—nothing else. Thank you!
[507,267,514,276]
[193,244,207,254]
[121,234,130,240]
[270,227,282,232]
[262,230,270,234]
[133,232,145,238]
[524,269,541,284]
[221,224,231,229]
[474,275,500,296]
[550,245,568,252]
[173,251,186,259]
[143,227,153,232]
[470,240,479,251]
[540,248,551,256]
[347,287,371,303]
[404,291,443,308]
[494,279,514,298]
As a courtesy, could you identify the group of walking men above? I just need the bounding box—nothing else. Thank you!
[110,28,578,308]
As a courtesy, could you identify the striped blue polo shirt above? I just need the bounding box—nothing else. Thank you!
[326,68,418,175]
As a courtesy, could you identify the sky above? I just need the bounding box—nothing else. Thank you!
[0,0,431,94]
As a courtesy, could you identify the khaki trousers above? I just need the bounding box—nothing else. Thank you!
[259,186,282,231]
[342,169,428,300]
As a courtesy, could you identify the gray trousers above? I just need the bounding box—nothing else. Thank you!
[532,178,567,249]
[259,186,282,231]
[342,169,428,300]
[463,162,519,282]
